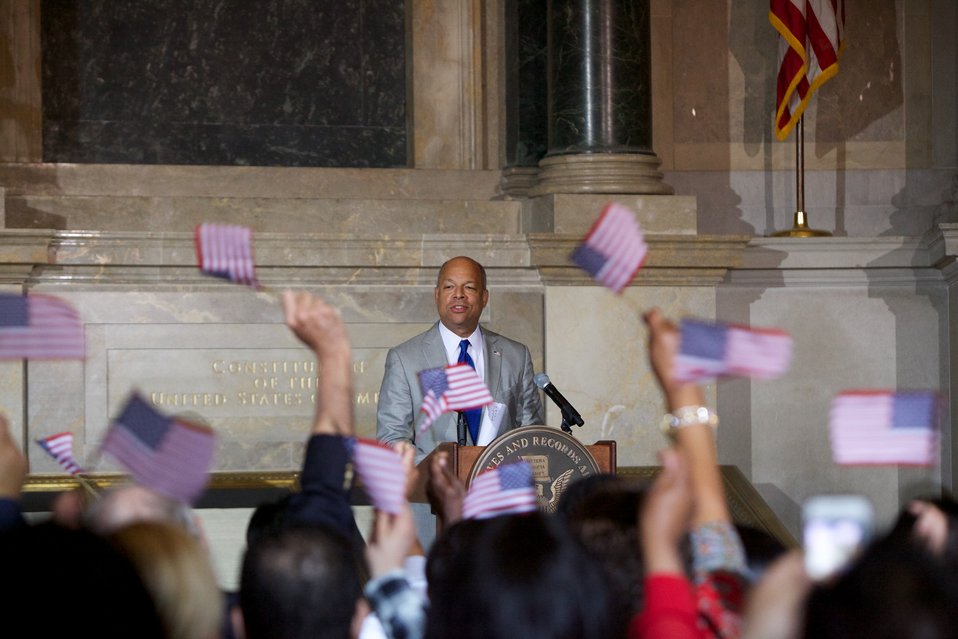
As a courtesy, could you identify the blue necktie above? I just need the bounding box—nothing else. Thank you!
[457,339,482,444]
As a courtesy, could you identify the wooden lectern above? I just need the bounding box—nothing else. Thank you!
[409,439,617,504]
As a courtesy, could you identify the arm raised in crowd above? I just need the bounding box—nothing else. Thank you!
[640,308,748,639]
[643,308,729,526]
[280,291,363,549]
[281,290,354,436]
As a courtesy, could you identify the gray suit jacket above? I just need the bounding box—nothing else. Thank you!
[376,323,544,460]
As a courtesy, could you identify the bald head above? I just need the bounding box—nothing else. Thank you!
[434,257,489,337]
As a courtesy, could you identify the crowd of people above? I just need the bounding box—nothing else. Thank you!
[1,286,957,639]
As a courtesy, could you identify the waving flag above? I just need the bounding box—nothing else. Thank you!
[675,319,793,383]
[36,432,84,475]
[571,202,648,294]
[101,393,216,503]
[350,438,407,514]
[462,461,537,520]
[770,0,845,140]
[194,223,258,286]
[417,363,494,433]
[829,390,938,466]
[0,293,85,360]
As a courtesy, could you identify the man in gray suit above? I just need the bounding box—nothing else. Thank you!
[377,256,544,460]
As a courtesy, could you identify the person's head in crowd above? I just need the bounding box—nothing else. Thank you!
[434,256,488,338]
[802,534,958,639]
[246,493,294,548]
[555,474,649,637]
[426,512,616,639]
[109,521,224,639]
[0,522,164,638]
[887,495,958,570]
[553,473,625,519]
[239,525,365,639]
[84,483,199,537]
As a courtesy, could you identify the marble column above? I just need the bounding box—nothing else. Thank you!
[531,0,671,195]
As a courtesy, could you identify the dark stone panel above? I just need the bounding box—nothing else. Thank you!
[43,119,406,167]
[547,0,652,155]
[41,0,406,167]
[363,0,407,128]
[504,0,548,167]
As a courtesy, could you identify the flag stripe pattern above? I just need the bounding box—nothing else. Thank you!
[770,0,845,140]
[351,438,407,515]
[829,390,938,466]
[36,431,84,475]
[417,363,494,433]
[462,461,538,520]
[194,223,257,286]
[102,393,216,503]
[0,293,85,360]
[675,319,793,383]
[570,202,648,294]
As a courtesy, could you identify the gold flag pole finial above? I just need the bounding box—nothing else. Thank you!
[773,116,831,237]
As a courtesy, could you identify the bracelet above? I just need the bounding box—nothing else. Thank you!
[660,405,718,438]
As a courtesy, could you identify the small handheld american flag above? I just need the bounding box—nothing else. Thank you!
[194,223,258,287]
[36,432,84,475]
[0,293,85,360]
[462,461,538,520]
[570,202,648,294]
[349,437,407,515]
[101,392,217,503]
[417,363,494,433]
[829,390,938,466]
[675,318,793,383]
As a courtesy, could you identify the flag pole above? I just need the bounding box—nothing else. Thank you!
[773,116,831,237]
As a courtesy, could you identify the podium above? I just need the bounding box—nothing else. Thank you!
[409,437,617,504]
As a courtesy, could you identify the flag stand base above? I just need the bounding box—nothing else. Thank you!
[772,210,832,238]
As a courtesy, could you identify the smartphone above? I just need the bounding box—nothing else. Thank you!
[802,494,874,581]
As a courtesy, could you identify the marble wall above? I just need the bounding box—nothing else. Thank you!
[652,0,958,239]
[40,0,406,167]
[718,236,950,533]
[15,231,545,476]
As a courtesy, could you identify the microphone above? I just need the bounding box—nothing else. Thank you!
[534,373,584,427]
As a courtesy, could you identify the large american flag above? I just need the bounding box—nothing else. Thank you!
[570,202,648,294]
[829,390,938,466]
[36,431,84,475]
[675,318,793,383]
[462,461,538,520]
[770,0,845,140]
[417,363,494,433]
[0,293,85,360]
[101,393,216,503]
[350,437,407,514]
[194,223,258,286]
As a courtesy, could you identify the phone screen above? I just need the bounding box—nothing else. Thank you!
[802,495,874,581]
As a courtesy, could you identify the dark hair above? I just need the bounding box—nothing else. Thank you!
[555,474,648,635]
[0,522,164,638]
[802,535,958,639]
[426,512,616,639]
[240,525,363,639]
[246,493,293,547]
[887,495,958,569]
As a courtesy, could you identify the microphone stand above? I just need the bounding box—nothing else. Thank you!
[457,411,467,445]
[559,409,579,435]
